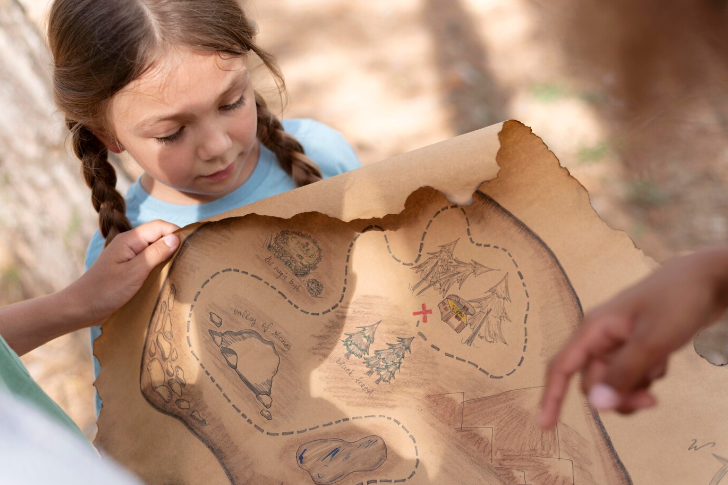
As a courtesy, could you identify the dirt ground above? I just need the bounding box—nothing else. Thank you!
[11,0,728,439]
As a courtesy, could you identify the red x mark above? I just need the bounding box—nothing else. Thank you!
[413,303,433,323]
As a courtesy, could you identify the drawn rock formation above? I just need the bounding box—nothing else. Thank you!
[209,329,280,409]
[268,230,322,277]
[141,285,199,422]
[306,278,324,297]
[296,435,387,485]
[210,312,223,328]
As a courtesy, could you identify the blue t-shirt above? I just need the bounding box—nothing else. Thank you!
[86,119,360,411]
[85,119,360,267]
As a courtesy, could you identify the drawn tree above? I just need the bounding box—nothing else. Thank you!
[365,337,414,384]
[412,240,494,296]
[464,274,511,346]
[427,259,495,298]
[341,321,381,359]
[411,239,459,293]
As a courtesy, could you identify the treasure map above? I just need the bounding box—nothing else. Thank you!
[96,121,728,485]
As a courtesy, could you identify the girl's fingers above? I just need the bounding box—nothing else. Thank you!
[587,366,662,412]
[648,360,668,381]
[540,309,636,430]
[540,320,609,429]
[581,358,608,396]
[132,233,180,275]
[586,325,668,413]
[614,389,657,414]
[115,220,180,256]
[600,328,663,398]
[540,348,587,429]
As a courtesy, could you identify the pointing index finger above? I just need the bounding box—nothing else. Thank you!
[540,325,596,429]
[540,314,626,429]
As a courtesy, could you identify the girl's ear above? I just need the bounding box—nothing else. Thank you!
[94,131,125,154]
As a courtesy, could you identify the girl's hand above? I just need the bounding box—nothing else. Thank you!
[0,221,180,356]
[66,220,181,326]
[539,246,728,429]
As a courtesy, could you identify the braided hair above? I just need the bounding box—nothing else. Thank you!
[66,122,132,244]
[255,92,322,186]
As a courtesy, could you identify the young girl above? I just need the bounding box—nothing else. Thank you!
[47,0,361,410]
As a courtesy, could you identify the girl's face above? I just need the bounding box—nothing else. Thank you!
[105,49,259,204]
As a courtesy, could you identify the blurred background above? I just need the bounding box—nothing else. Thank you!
[3,0,728,438]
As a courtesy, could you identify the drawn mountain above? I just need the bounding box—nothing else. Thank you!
[209,329,280,409]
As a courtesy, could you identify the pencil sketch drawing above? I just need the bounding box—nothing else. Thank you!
[296,435,388,484]
[136,187,633,485]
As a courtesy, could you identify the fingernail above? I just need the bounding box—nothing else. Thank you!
[163,234,179,249]
[588,384,619,411]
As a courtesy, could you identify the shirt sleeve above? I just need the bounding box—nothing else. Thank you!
[283,119,362,178]
[84,230,106,415]
[84,230,105,270]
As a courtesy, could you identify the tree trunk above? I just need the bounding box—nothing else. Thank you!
[0,0,132,302]
[464,315,485,346]
[0,0,133,438]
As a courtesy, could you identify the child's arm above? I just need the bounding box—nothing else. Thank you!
[540,246,728,429]
[0,220,180,356]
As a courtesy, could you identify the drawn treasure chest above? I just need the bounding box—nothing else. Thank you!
[438,295,475,333]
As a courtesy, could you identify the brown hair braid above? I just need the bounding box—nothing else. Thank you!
[67,121,132,244]
[48,0,322,244]
[255,92,322,186]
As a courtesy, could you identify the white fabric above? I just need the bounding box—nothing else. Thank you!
[0,386,144,485]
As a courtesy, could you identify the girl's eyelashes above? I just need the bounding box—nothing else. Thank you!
[153,91,244,145]
[220,93,245,112]
[155,126,185,145]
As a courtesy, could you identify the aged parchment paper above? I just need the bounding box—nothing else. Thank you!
[96,121,728,485]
